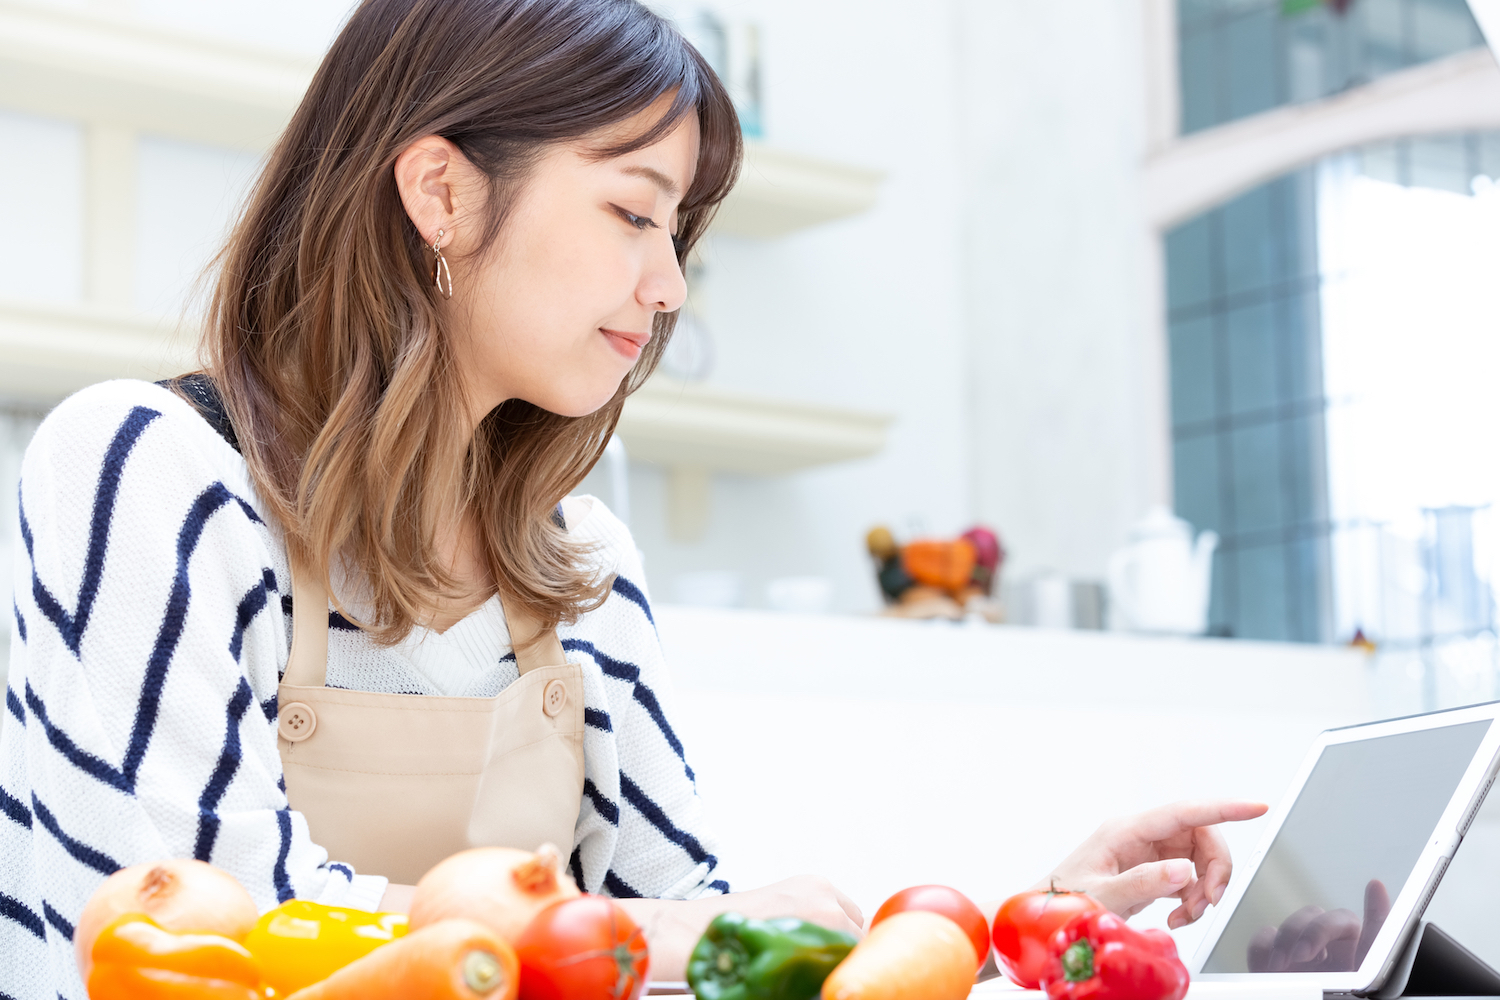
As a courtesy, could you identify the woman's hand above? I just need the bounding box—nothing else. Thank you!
[615,874,864,981]
[1034,799,1269,929]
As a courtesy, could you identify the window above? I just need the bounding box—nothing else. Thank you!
[1179,0,1486,133]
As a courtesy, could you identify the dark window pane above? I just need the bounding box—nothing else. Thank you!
[1410,0,1483,62]
[1230,421,1284,534]
[1167,214,1216,311]
[1280,410,1329,530]
[1279,288,1325,406]
[1236,541,1291,640]
[1225,7,1281,121]
[1222,185,1278,295]
[1287,534,1332,642]
[1175,431,1224,537]
[1209,547,1235,635]
[1171,316,1219,427]
[1227,300,1279,415]
[1180,24,1220,134]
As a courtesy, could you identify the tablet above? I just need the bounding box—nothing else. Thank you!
[1189,701,1500,995]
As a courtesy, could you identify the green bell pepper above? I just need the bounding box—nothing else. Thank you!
[686,911,857,1000]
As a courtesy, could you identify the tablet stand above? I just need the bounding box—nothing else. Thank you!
[1365,922,1500,999]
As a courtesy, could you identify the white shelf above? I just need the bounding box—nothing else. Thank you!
[0,1,311,151]
[715,143,884,238]
[0,301,892,479]
[619,377,890,476]
[0,297,193,402]
[0,1,884,235]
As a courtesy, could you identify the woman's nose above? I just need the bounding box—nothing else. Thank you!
[638,232,688,314]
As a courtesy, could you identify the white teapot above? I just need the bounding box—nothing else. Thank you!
[1107,506,1219,635]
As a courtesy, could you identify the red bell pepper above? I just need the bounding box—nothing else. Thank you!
[1040,910,1189,1000]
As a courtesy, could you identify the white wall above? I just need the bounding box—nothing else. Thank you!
[953,0,1171,583]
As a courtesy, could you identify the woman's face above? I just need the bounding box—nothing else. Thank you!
[417,100,698,423]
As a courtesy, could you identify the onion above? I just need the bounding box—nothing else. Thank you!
[409,843,580,944]
[74,859,259,980]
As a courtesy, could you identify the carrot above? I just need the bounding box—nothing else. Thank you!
[821,910,975,1000]
[283,918,518,1000]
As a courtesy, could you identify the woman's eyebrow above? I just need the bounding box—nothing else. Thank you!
[619,165,681,199]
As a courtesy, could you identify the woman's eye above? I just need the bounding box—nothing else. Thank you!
[615,206,659,231]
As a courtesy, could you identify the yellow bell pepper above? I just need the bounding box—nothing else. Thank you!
[244,900,408,996]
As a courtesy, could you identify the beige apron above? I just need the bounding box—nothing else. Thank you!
[274,564,586,885]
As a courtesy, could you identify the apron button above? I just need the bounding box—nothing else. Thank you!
[542,679,567,718]
[278,702,318,742]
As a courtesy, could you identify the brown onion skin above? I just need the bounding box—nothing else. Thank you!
[409,844,580,945]
[74,860,258,980]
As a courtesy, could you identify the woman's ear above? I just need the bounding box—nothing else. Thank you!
[394,135,467,249]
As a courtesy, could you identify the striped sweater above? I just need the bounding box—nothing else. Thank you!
[1,379,726,1000]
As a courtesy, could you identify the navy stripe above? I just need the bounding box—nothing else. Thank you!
[0,892,45,940]
[708,880,731,894]
[280,594,293,617]
[194,678,254,862]
[584,708,612,732]
[618,773,717,870]
[10,601,23,643]
[326,863,353,882]
[561,639,694,774]
[6,688,22,726]
[273,808,294,902]
[261,697,278,723]
[568,845,585,892]
[629,684,687,762]
[602,870,642,898]
[229,570,276,662]
[23,408,161,656]
[582,778,620,825]
[25,682,130,793]
[42,901,74,941]
[233,497,263,524]
[123,482,238,787]
[564,638,638,683]
[31,794,120,876]
[0,784,31,829]
[611,576,655,627]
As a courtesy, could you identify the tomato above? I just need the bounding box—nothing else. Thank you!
[870,885,990,970]
[991,888,1105,989]
[514,895,649,1000]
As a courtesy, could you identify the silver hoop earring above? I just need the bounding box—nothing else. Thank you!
[431,229,453,299]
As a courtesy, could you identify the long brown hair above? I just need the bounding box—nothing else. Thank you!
[205,0,741,642]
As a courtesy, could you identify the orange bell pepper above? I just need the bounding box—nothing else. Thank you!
[87,912,263,1000]
[901,539,977,593]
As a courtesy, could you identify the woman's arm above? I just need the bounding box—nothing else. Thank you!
[614,874,864,981]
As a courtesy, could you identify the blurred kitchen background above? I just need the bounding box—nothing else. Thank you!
[5,0,1500,964]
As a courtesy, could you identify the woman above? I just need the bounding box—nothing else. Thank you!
[0,0,1263,995]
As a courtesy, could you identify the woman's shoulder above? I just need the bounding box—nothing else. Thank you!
[28,377,248,477]
[562,495,650,592]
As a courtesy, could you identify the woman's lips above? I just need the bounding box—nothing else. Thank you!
[601,328,650,360]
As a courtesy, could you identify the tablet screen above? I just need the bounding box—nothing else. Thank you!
[1202,719,1492,974]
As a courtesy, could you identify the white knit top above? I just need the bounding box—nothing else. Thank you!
[1,379,727,1000]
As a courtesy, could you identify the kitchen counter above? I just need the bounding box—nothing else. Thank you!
[654,608,1382,958]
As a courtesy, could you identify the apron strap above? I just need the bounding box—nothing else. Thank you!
[285,559,332,688]
[282,561,568,687]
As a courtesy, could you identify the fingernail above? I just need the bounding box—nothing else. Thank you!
[1167,860,1192,885]
[1213,883,1225,905]
[1194,898,1208,920]
[1291,942,1315,963]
